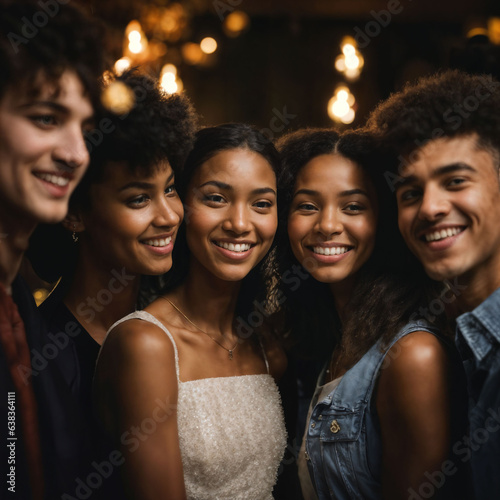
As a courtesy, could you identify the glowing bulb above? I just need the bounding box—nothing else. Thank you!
[161,63,177,77]
[342,43,356,57]
[200,37,217,54]
[128,30,141,43]
[129,41,143,54]
[332,100,350,118]
[224,11,250,35]
[340,108,355,124]
[114,57,131,75]
[335,55,346,72]
[345,54,360,70]
[337,90,348,101]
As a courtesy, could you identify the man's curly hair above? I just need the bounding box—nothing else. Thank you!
[0,0,107,104]
[367,69,500,167]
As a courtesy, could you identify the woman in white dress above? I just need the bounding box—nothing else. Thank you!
[94,123,287,500]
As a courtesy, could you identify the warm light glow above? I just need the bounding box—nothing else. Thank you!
[114,57,131,75]
[224,11,250,36]
[345,68,361,80]
[160,74,183,94]
[342,43,356,57]
[128,30,141,43]
[161,63,177,77]
[182,42,204,64]
[328,87,356,123]
[345,54,360,70]
[101,81,135,115]
[125,20,142,36]
[200,37,217,54]
[340,108,355,124]
[335,55,346,72]
[336,89,348,101]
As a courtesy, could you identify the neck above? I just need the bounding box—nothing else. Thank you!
[64,250,140,345]
[329,276,357,322]
[454,264,500,313]
[170,260,241,336]
[0,215,36,288]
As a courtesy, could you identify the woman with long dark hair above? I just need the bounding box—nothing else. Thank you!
[276,128,469,499]
[94,123,287,499]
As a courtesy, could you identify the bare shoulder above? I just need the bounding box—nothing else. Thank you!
[261,334,288,381]
[99,317,177,370]
[382,330,449,379]
[377,330,450,411]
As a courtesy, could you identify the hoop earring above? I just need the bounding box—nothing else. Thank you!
[72,224,79,243]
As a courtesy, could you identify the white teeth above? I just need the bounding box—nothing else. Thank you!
[35,172,69,187]
[425,227,463,242]
[216,241,251,252]
[312,246,349,256]
[143,236,172,247]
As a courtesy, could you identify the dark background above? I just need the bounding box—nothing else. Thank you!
[81,0,500,131]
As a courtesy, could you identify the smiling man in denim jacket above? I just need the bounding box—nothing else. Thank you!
[369,69,500,499]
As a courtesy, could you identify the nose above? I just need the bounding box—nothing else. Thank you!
[418,186,450,221]
[316,207,343,237]
[53,126,89,170]
[154,197,183,229]
[222,203,251,234]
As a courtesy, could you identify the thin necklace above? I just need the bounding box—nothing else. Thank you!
[161,297,239,360]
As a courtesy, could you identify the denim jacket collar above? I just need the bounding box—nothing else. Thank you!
[456,287,500,362]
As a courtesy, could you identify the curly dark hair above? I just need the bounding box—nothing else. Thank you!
[28,71,198,285]
[0,0,107,106]
[366,69,500,169]
[162,123,283,340]
[275,127,444,366]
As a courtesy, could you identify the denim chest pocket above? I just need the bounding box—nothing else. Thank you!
[318,406,365,442]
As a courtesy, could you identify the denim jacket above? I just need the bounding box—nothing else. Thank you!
[456,286,500,499]
[305,320,440,499]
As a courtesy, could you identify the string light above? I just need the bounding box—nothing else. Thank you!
[334,36,364,81]
[200,37,217,54]
[328,86,356,124]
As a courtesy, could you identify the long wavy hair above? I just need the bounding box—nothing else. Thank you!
[275,127,446,368]
[161,123,283,341]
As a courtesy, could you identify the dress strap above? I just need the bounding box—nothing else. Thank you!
[258,337,270,374]
[103,310,180,381]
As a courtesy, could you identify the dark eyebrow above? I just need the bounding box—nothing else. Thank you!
[199,181,276,196]
[293,188,369,198]
[396,163,477,190]
[119,172,174,192]
[19,101,70,114]
[293,188,318,198]
[338,188,370,198]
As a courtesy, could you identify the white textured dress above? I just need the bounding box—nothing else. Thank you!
[108,310,287,500]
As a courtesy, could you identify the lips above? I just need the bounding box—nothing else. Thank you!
[420,226,466,243]
[311,245,350,256]
[33,171,71,187]
[213,240,254,253]
[142,236,172,247]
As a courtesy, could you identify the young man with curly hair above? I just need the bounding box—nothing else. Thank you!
[368,69,500,498]
[0,1,106,498]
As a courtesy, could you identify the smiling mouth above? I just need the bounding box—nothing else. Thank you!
[142,236,172,247]
[310,246,351,256]
[33,172,70,187]
[213,241,253,253]
[422,227,465,243]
